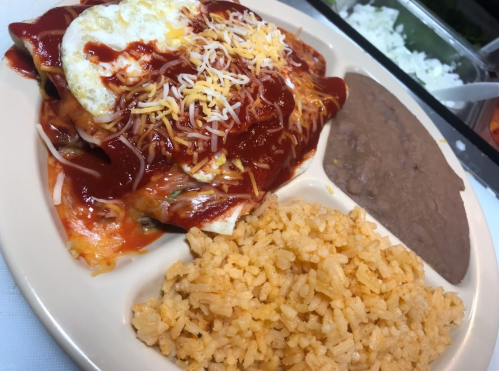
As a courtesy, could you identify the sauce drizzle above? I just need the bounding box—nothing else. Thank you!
[5,0,348,268]
[4,47,38,79]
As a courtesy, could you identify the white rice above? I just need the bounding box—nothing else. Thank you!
[340,4,464,105]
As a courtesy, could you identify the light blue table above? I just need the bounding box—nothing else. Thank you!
[1,1,498,370]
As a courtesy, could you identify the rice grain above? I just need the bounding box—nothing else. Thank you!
[132,196,464,371]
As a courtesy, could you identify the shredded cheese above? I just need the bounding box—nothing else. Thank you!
[79,4,330,199]
[64,6,78,20]
[197,190,215,196]
[135,8,293,133]
[119,135,145,191]
[231,158,244,172]
[190,157,209,174]
[117,11,129,25]
[246,167,259,197]
[39,65,64,74]
[53,171,65,206]
[36,124,101,178]
[174,137,190,147]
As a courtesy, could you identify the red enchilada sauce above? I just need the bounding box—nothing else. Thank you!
[8,6,89,71]
[4,47,38,79]
[6,0,347,269]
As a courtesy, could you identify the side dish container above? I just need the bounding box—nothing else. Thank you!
[327,0,497,129]
[304,0,499,196]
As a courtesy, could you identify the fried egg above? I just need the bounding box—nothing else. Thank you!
[61,0,200,117]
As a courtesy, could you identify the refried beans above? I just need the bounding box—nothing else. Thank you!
[323,73,470,284]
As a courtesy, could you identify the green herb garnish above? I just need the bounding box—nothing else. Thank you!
[170,190,181,199]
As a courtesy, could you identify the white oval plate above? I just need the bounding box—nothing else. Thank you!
[0,1,498,370]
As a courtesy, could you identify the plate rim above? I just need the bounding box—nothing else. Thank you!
[0,0,498,370]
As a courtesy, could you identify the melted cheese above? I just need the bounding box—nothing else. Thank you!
[62,0,299,186]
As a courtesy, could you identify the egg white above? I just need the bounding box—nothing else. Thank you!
[61,0,200,117]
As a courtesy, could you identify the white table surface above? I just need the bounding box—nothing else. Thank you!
[1,1,498,370]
